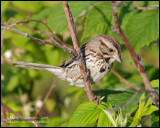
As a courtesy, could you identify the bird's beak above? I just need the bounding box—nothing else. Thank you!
[114,54,122,63]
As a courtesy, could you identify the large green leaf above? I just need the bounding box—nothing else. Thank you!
[94,89,141,115]
[47,1,98,33]
[97,111,112,127]
[67,102,102,127]
[82,1,112,41]
[125,9,159,52]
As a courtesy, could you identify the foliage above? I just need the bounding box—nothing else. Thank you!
[1,1,159,127]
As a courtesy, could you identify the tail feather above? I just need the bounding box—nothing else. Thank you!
[12,61,66,80]
[12,61,59,70]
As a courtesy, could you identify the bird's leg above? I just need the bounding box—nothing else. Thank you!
[72,73,82,82]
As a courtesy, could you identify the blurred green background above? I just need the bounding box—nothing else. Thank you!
[1,1,159,127]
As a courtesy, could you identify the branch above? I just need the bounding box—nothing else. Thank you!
[111,69,140,91]
[62,1,96,102]
[10,18,73,49]
[111,1,159,107]
[135,6,157,10]
[34,80,56,120]
[1,102,43,127]
[1,23,75,54]
[1,96,6,127]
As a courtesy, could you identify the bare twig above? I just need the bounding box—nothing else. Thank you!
[1,102,43,127]
[1,23,75,54]
[62,1,96,102]
[1,96,6,127]
[111,69,140,91]
[1,18,14,55]
[111,1,159,107]
[34,80,56,120]
[10,19,73,49]
[135,6,157,10]
[1,28,6,52]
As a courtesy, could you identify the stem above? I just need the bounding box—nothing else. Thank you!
[62,1,95,102]
[111,1,159,107]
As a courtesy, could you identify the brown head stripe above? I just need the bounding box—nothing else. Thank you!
[101,35,121,54]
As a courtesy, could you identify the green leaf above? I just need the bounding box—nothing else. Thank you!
[151,110,159,127]
[103,109,117,127]
[44,46,61,65]
[143,106,158,116]
[1,1,10,14]
[47,2,98,33]
[45,117,65,127]
[108,92,133,106]
[2,68,20,92]
[125,8,159,52]
[98,111,112,127]
[67,102,102,127]
[11,1,42,12]
[94,89,140,115]
[150,79,159,88]
[130,93,145,127]
[130,93,159,127]
[82,1,112,41]
[137,93,145,117]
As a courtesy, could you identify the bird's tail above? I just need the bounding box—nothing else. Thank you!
[12,61,60,70]
[12,61,64,78]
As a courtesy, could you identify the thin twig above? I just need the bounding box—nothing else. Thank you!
[1,96,6,127]
[1,18,14,55]
[1,23,75,54]
[110,1,159,107]
[34,80,56,120]
[1,28,6,52]
[62,1,95,102]
[1,19,15,127]
[135,6,157,10]
[111,69,140,91]
[10,19,73,49]
[1,102,43,127]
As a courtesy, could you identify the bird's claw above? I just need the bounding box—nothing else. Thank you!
[92,96,105,108]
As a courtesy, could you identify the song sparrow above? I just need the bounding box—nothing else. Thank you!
[12,35,121,87]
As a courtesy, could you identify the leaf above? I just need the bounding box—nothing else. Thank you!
[129,93,145,127]
[125,8,159,52]
[67,102,102,127]
[94,89,140,115]
[105,91,134,107]
[130,93,159,127]
[44,46,61,65]
[151,110,159,127]
[150,79,159,88]
[103,109,117,127]
[11,1,42,12]
[143,106,159,116]
[2,68,20,92]
[1,1,10,14]
[45,117,65,127]
[137,93,145,117]
[47,2,98,33]
[97,111,112,127]
[82,1,112,41]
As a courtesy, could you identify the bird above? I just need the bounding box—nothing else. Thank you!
[12,35,121,87]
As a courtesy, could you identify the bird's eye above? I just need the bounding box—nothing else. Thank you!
[109,49,113,52]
